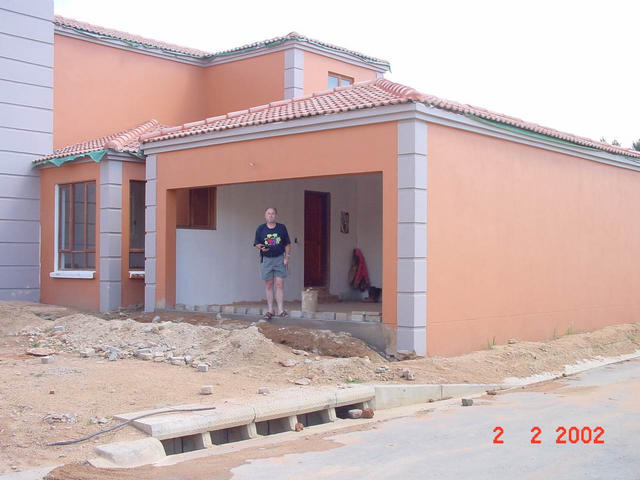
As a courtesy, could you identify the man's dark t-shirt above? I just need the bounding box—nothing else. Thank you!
[254,223,291,258]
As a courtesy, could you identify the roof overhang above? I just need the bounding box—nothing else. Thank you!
[141,102,640,173]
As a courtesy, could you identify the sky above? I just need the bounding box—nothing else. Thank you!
[54,0,640,149]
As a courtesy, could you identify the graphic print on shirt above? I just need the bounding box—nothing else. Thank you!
[263,233,282,247]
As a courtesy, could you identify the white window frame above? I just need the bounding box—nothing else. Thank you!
[49,184,96,279]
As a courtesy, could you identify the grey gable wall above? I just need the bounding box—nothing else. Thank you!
[0,1,54,301]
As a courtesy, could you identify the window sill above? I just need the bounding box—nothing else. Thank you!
[50,271,95,279]
[129,270,145,279]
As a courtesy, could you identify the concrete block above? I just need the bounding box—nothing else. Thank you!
[145,232,156,259]
[247,307,262,315]
[335,312,348,321]
[145,180,157,207]
[320,407,337,423]
[41,355,53,364]
[100,208,121,234]
[233,306,247,314]
[335,385,375,407]
[397,222,427,258]
[397,119,427,156]
[290,310,303,318]
[99,183,122,210]
[99,257,121,281]
[372,384,441,410]
[397,258,427,293]
[93,437,166,468]
[441,384,503,399]
[207,304,221,313]
[145,258,156,284]
[0,57,52,90]
[200,385,213,395]
[99,158,122,185]
[398,188,427,223]
[0,34,53,68]
[145,154,157,181]
[396,293,427,328]
[197,364,209,372]
[398,153,427,189]
[145,205,156,233]
[319,312,335,320]
[364,314,382,323]
[351,313,363,322]
[396,326,427,355]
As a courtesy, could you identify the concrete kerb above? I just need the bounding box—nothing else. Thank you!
[75,352,640,472]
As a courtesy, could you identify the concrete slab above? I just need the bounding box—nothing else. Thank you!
[334,385,376,406]
[0,466,61,480]
[372,384,508,409]
[92,437,165,468]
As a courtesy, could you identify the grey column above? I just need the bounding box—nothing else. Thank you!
[284,48,304,99]
[99,158,122,311]
[397,119,428,355]
[144,155,157,312]
[0,1,54,301]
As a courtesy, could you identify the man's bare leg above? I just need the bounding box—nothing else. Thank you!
[275,277,285,314]
[265,278,275,314]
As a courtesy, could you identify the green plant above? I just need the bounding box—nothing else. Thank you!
[30,342,40,348]
[566,324,576,335]
[486,336,496,349]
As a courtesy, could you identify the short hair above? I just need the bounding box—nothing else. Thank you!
[265,207,278,214]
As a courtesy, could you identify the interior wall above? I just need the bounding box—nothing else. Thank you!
[176,174,381,306]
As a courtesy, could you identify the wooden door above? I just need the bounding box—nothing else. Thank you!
[304,191,329,287]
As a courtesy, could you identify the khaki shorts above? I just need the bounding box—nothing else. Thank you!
[260,254,287,280]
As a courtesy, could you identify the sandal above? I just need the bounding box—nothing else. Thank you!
[278,311,289,318]
[263,311,274,320]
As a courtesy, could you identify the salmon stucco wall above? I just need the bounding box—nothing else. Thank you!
[121,162,146,307]
[54,35,206,148]
[427,124,640,356]
[154,122,397,326]
[40,162,100,310]
[204,52,285,119]
[303,51,378,95]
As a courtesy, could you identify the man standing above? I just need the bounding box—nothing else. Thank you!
[254,207,291,319]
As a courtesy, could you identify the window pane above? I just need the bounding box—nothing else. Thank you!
[86,252,95,269]
[339,78,352,86]
[86,183,96,249]
[58,185,70,250]
[130,181,145,249]
[328,75,339,89]
[129,252,144,270]
[72,252,84,269]
[60,252,72,269]
[73,183,85,251]
[190,188,210,228]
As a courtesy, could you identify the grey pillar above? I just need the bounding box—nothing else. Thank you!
[99,159,122,311]
[0,1,54,301]
[144,155,157,312]
[284,48,304,99]
[396,119,428,355]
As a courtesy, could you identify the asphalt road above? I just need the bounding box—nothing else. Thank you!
[231,358,640,480]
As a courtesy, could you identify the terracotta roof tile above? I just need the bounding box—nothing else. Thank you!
[53,16,390,68]
[141,79,640,160]
[34,119,162,164]
[54,16,210,57]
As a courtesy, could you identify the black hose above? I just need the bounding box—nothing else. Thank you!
[45,406,217,446]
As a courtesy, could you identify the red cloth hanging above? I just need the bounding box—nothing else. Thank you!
[349,248,370,291]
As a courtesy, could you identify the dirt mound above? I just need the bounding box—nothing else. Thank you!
[0,302,69,335]
[24,313,290,368]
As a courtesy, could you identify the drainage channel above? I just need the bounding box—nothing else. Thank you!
[160,402,370,456]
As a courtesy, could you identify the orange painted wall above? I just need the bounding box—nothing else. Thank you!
[154,123,397,326]
[54,35,206,148]
[203,52,285,118]
[303,51,378,95]
[121,162,146,307]
[427,124,640,356]
[40,162,100,310]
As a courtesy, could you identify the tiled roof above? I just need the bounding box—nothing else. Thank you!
[53,16,390,67]
[141,79,640,160]
[214,32,390,67]
[34,119,162,164]
[54,16,210,57]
